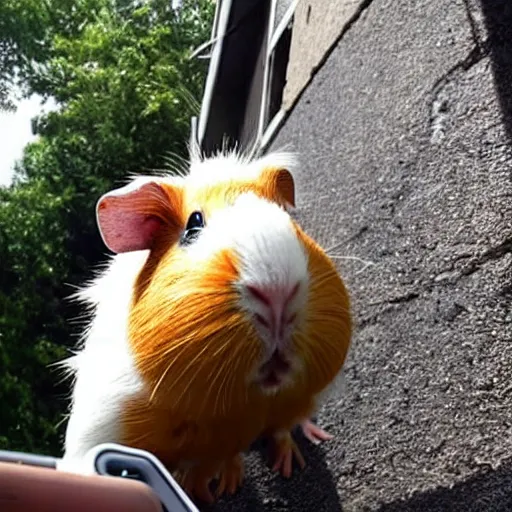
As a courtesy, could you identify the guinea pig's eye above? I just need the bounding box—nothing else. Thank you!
[181,210,205,245]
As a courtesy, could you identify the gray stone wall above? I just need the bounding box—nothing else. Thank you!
[213,1,512,510]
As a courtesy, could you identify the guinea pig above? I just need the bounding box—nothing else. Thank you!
[60,149,352,504]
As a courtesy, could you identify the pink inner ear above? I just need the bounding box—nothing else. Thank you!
[96,182,168,253]
[98,209,164,253]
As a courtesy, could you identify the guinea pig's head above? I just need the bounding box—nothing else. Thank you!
[96,151,351,414]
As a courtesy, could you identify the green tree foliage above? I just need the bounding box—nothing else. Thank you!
[1,0,103,110]
[0,0,214,455]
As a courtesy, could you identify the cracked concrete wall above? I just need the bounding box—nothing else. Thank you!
[282,0,369,111]
[211,0,512,511]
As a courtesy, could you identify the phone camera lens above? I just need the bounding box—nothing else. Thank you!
[105,460,148,483]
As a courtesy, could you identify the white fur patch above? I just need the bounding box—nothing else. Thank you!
[186,192,308,284]
[187,150,298,188]
[118,150,298,192]
[62,251,148,461]
[185,191,309,372]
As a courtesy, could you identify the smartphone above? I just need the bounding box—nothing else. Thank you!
[0,444,199,512]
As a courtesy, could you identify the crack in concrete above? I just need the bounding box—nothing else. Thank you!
[431,43,489,98]
[429,0,490,144]
[425,237,512,287]
[388,291,420,305]
[462,0,486,49]
[359,237,511,326]
[268,0,378,150]
[367,291,420,308]
[460,237,512,277]
[430,43,490,143]
[309,0,377,77]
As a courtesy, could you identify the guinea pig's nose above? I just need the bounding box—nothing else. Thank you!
[246,282,302,346]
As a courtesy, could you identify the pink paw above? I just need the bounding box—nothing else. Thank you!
[270,430,306,478]
[300,419,334,445]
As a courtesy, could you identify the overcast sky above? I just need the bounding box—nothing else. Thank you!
[0,95,53,186]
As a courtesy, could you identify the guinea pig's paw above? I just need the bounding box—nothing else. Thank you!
[270,430,306,478]
[300,418,334,446]
[179,464,217,504]
[215,453,245,497]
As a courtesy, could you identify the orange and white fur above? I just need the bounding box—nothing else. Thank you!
[61,150,352,503]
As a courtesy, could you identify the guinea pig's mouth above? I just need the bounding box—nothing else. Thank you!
[256,350,292,389]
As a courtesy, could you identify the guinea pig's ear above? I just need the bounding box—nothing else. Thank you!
[260,167,296,208]
[96,179,182,253]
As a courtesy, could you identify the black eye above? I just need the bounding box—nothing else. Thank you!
[186,211,204,231]
[181,211,205,245]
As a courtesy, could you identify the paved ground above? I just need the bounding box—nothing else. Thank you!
[210,0,512,510]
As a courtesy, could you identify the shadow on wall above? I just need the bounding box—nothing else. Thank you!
[480,0,512,141]
[379,460,512,512]
[204,427,343,512]
[378,2,512,511]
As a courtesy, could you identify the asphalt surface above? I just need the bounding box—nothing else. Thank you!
[210,0,512,511]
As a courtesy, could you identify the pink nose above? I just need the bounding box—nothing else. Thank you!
[246,282,301,343]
